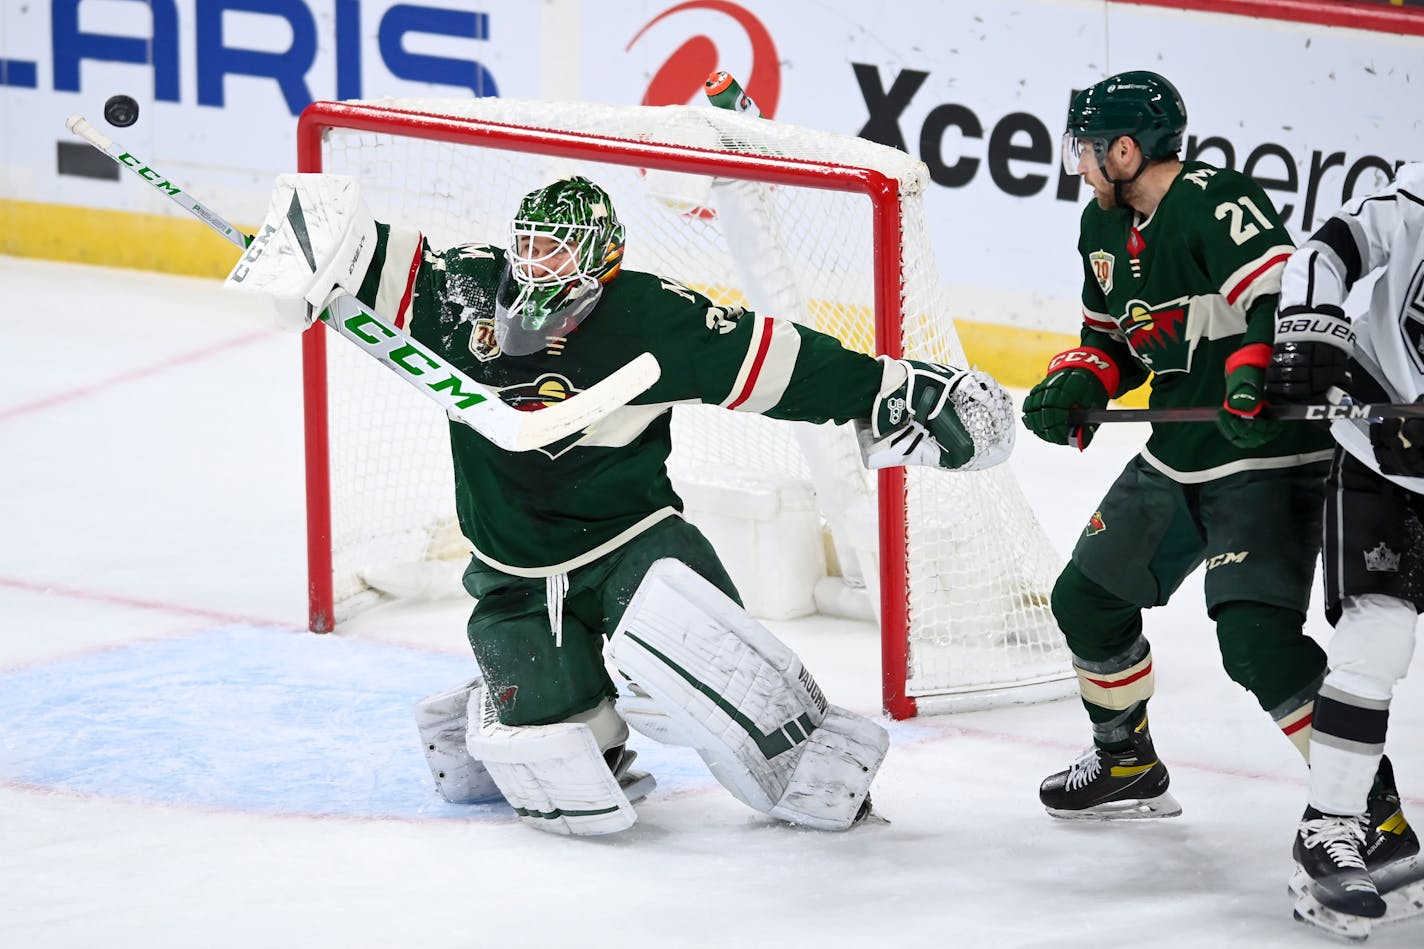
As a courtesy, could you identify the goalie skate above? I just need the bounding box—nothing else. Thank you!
[607,746,656,805]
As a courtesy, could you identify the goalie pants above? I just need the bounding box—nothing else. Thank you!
[461,516,740,727]
[1052,455,1329,744]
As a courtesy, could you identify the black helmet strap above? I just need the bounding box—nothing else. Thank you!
[1099,136,1151,211]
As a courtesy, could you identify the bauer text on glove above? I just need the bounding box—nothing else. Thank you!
[1266,305,1354,402]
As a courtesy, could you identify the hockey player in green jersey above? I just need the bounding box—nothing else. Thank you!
[1022,70,1336,820]
[233,172,1016,837]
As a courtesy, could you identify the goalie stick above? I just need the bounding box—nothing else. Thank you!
[63,111,662,451]
[318,293,660,452]
[65,114,249,250]
[1068,401,1424,426]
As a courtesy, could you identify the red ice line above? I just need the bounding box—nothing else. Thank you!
[0,575,292,631]
[0,329,274,424]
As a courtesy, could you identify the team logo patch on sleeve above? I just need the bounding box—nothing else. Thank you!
[1086,511,1107,536]
[1090,251,1115,294]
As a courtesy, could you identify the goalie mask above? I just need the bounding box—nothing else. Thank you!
[495,176,626,356]
[1062,70,1187,181]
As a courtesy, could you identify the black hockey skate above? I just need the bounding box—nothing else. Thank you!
[1291,757,1424,940]
[1039,717,1181,820]
[1364,757,1424,926]
[1291,808,1386,922]
[1363,756,1422,891]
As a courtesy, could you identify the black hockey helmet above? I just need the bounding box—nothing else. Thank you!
[1062,70,1188,174]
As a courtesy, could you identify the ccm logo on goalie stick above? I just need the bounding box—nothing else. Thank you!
[228,222,280,284]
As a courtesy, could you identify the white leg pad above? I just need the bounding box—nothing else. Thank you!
[413,676,503,804]
[464,684,637,836]
[609,559,887,830]
[766,704,889,829]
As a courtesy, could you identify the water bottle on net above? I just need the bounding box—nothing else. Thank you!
[704,71,761,118]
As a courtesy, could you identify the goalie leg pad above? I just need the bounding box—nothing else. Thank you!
[413,676,503,804]
[609,559,887,830]
[766,704,888,830]
[464,685,639,836]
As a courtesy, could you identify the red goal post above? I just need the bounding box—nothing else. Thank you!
[295,97,1072,719]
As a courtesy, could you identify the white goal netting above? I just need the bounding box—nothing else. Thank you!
[301,97,1072,716]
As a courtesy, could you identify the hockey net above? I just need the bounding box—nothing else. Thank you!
[297,97,1072,718]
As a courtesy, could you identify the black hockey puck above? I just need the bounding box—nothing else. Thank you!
[103,94,140,128]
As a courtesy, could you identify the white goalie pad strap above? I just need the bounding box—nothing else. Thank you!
[766,704,889,830]
[413,676,503,805]
[225,173,377,326]
[611,559,875,824]
[464,685,637,837]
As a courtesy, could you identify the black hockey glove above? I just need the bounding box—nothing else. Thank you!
[1266,305,1354,402]
[1022,348,1117,450]
[1217,343,1282,448]
[1371,410,1424,478]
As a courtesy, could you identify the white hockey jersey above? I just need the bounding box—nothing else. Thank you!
[1278,162,1424,494]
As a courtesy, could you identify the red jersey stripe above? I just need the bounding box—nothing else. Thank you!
[727,317,774,410]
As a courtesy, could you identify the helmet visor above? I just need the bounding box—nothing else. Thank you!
[1062,134,1109,176]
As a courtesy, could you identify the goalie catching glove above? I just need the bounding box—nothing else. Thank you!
[226,173,381,330]
[856,357,1014,471]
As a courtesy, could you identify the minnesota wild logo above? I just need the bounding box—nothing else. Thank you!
[496,373,592,459]
[503,373,577,411]
[1119,296,1189,371]
[1085,511,1107,536]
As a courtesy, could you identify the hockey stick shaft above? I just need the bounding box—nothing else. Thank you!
[1069,402,1424,425]
[65,114,249,250]
[64,114,661,450]
[321,294,660,452]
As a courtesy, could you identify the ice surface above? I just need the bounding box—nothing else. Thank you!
[2,255,1420,948]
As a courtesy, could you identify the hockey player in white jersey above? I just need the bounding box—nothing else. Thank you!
[1267,162,1424,939]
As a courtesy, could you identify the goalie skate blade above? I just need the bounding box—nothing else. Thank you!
[1045,791,1182,821]
[620,770,656,806]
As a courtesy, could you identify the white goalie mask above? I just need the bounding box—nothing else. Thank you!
[494,176,626,357]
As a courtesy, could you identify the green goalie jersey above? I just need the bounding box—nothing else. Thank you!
[352,225,885,576]
[1076,161,1333,478]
